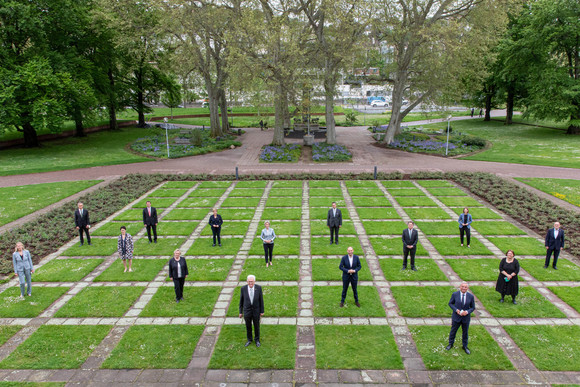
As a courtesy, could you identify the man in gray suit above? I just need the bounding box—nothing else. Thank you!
[327,202,342,245]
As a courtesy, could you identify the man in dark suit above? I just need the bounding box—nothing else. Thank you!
[544,221,565,269]
[446,282,475,354]
[143,201,158,244]
[239,275,264,347]
[402,221,418,271]
[74,202,91,246]
[327,202,342,245]
[339,246,362,307]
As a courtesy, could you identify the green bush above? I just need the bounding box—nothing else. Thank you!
[191,129,203,146]
[395,132,431,141]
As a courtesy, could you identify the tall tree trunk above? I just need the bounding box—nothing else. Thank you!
[383,71,406,144]
[136,67,146,128]
[206,80,222,137]
[505,86,514,125]
[108,68,119,131]
[22,122,39,148]
[272,83,285,146]
[324,62,337,144]
[218,88,229,132]
[282,91,291,130]
[484,91,492,122]
[73,106,85,137]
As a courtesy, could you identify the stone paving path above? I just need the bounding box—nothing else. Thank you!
[0,179,579,386]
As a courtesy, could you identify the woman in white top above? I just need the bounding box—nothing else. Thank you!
[260,221,276,267]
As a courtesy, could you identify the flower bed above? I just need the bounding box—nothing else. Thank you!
[259,144,301,163]
[382,132,485,156]
[312,142,352,162]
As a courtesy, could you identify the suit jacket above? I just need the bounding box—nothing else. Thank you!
[12,250,33,272]
[449,290,475,323]
[339,254,362,281]
[209,214,223,227]
[239,284,264,317]
[143,207,158,226]
[74,209,90,228]
[402,228,418,248]
[545,228,565,249]
[327,208,342,227]
[458,213,473,229]
[168,257,188,279]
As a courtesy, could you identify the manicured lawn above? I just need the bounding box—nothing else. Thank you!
[256,221,301,235]
[310,237,363,255]
[261,208,302,220]
[415,221,459,235]
[0,325,110,369]
[436,196,483,207]
[91,222,142,236]
[217,208,257,220]
[197,181,232,188]
[310,207,351,219]
[133,238,187,255]
[362,220,408,235]
[0,326,22,346]
[310,220,356,235]
[395,197,438,207]
[140,287,221,317]
[209,325,296,369]
[113,209,144,221]
[102,325,203,369]
[236,181,267,188]
[227,286,298,317]
[445,259,502,281]
[309,180,341,188]
[310,197,345,207]
[94,259,166,282]
[515,177,580,207]
[504,325,580,370]
[344,180,378,188]
[427,188,467,196]
[272,181,303,188]
[416,180,454,188]
[391,286,455,317]
[369,238,428,256]
[200,221,250,236]
[175,259,233,281]
[188,188,227,197]
[164,181,199,188]
[221,197,261,207]
[311,258,373,281]
[388,188,426,197]
[316,326,403,369]
[356,207,400,219]
[471,221,526,235]
[519,259,580,281]
[163,208,209,220]
[0,180,101,226]
[405,208,452,220]
[229,188,265,197]
[310,188,343,197]
[549,287,580,313]
[347,188,384,196]
[178,197,219,208]
[429,237,493,256]
[62,238,116,257]
[33,259,103,282]
[312,286,385,317]
[381,180,415,188]
[410,325,514,370]
[150,188,188,198]
[379,259,448,281]
[186,238,244,256]
[269,188,302,197]
[240,258,300,281]
[156,222,196,236]
[351,196,392,207]
[248,237,301,255]
[487,237,546,255]
[471,286,566,318]
[0,287,69,318]
[266,197,302,207]
[54,286,145,317]
[450,207,502,219]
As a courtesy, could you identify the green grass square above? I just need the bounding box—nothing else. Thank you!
[312,258,373,281]
[381,180,415,188]
[344,180,378,188]
[488,237,546,255]
[178,197,219,208]
[429,237,492,255]
[347,188,384,196]
[221,197,261,207]
[405,208,452,220]
[521,259,580,281]
[163,208,208,220]
[33,259,103,282]
[309,197,345,207]
[415,221,459,235]
[316,326,403,369]
[92,222,142,236]
[310,188,343,197]
[0,287,69,318]
[437,196,483,207]
[395,197,438,207]
[261,207,301,220]
[62,239,116,257]
[445,259,502,281]
[391,286,455,317]
[356,207,400,219]
[200,221,250,236]
[472,222,526,235]
[266,197,302,207]
[309,180,341,188]
[471,286,565,318]
[54,286,145,317]
[132,198,176,208]
[504,325,580,371]
[102,325,203,369]
[156,222,196,236]
[227,286,298,317]
[150,188,188,198]
[416,180,454,188]
[141,287,221,317]
[411,325,514,370]
[240,258,300,281]
[218,208,257,220]
[351,196,392,207]
[209,325,296,369]
[229,188,265,197]
[427,187,467,196]
[188,188,227,197]
[197,181,232,188]
[187,238,244,255]
[134,238,187,256]
[388,188,426,196]
[310,207,351,219]
[94,259,166,282]
[163,181,198,188]
[379,259,447,281]
[0,325,110,369]
[549,287,580,313]
[269,188,302,196]
[248,237,300,256]
[369,238,429,256]
[180,259,233,281]
[451,207,502,219]
[256,221,301,236]
[313,286,385,317]
[271,181,302,188]
[310,237,363,255]
[310,220,356,235]
[113,209,143,221]
[0,326,22,346]
[235,181,267,188]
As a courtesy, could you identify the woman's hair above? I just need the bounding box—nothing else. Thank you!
[212,207,217,212]
[506,249,515,257]
[463,207,469,213]
[264,220,270,225]
[174,249,181,255]
[14,242,24,252]
[120,226,126,231]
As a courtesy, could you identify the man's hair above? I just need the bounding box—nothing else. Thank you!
[247,275,256,281]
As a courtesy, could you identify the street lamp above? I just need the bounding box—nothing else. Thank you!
[164,117,170,158]
[445,115,452,156]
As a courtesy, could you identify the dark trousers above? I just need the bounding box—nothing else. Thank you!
[146,224,157,242]
[244,314,260,341]
[263,243,273,263]
[545,247,560,267]
[329,226,339,243]
[78,227,91,244]
[403,246,416,267]
[212,226,221,245]
[341,276,358,303]
[460,227,471,245]
[449,319,470,348]
[173,277,185,300]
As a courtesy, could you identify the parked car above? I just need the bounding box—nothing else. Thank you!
[371,100,389,107]
[201,102,209,108]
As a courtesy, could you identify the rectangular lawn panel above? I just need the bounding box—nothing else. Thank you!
[310,220,356,235]
[91,222,142,236]
[313,286,385,317]
[178,197,219,208]
[134,237,187,256]
[175,259,234,281]
[132,198,176,208]
[381,180,415,188]
[521,259,580,281]
[235,181,267,188]
[188,188,227,197]
[445,259,502,281]
[0,325,110,369]
[369,238,428,256]
[309,188,343,197]
[229,188,265,197]
[0,287,69,318]
[405,208,452,220]
[266,197,302,207]
[248,237,300,256]
[437,196,483,207]
[62,239,116,257]
[102,325,203,369]
[54,286,145,317]
[504,325,580,371]
[309,180,341,188]
[451,207,502,219]
[209,325,296,369]
[472,221,526,235]
[549,287,580,313]
[471,285,565,318]
[388,188,426,196]
[351,196,392,207]
[427,187,467,196]
[411,325,514,370]
[220,197,260,207]
[395,197,438,207]
[140,287,221,317]
[269,189,302,197]
[344,180,378,188]
[309,197,345,207]
[261,208,301,220]
[487,237,546,255]
[380,259,447,281]
[310,207,351,219]
[240,258,300,281]
[0,326,22,346]
[113,209,143,221]
[197,181,232,188]
[94,259,166,282]
[429,237,492,256]
[218,208,256,220]
[416,180,454,188]
[156,222,196,236]
[316,326,403,369]
[227,286,298,317]
[163,181,198,188]
[347,188,383,196]
[256,221,301,236]
[187,237,244,256]
[312,258,373,281]
[391,286,455,317]
[271,180,302,188]
[356,207,400,219]
[150,188,188,197]
[200,221,250,236]
[163,208,208,220]
[310,237,363,255]
[415,221,459,235]
[33,259,103,282]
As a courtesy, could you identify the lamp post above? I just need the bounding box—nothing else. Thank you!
[445,115,452,156]
[164,117,170,158]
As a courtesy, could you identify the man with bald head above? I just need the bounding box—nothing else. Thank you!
[239,275,264,347]
[545,221,565,270]
[339,246,362,308]
[446,282,475,354]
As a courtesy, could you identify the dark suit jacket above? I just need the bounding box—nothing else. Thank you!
[327,208,342,227]
[449,290,475,323]
[402,228,418,248]
[74,209,90,228]
[339,254,362,281]
[239,284,264,317]
[168,257,188,279]
[545,228,565,249]
[143,207,158,226]
[209,214,223,227]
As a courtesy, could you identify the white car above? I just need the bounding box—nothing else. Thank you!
[371,100,389,107]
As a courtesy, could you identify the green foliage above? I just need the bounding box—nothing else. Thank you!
[515,177,580,207]
[344,110,358,125]
[54,286,145,317]
[391,286,455,317]
[140,287,221,317]
[33,259,104,282]
[0,287,69,318]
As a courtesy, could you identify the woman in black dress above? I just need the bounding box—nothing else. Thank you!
[209,208,223,247]
[495,249,520,304]
[168,249,188,303]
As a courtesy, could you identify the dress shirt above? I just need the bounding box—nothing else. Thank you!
[348,255,353,267]
[249,286,254,304]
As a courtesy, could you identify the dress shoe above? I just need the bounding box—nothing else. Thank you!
[213,244,216,247]
[148,241,152,244]
[553,266,558,270]
[401,266,407,271]
[340,302,344,307]
[512,300,517,305]
[176,299,180,303]
[463,347,470,355]
[467,245,470,248]
[543,265,548,269]
[88,242,92,246]
[256,340,261,348]
[335,241,339,245]
[244,341,252,347]
[411,266,418,271]
[355,302,361,308]
[80,242,84,246]
[154,240,157,244]
[330,241,334,245]
[219,243,221,247]
[445,344,453,351]
[499,298,504,303]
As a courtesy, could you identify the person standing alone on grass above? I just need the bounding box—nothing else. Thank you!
[209,208,223,247]
[446,282,475,354]
[339,246,361,308]
[402,221,418,271]
[12,242,33,299]
[143,201,158,244]
[458,207,472,247]
[544,221,564,270]
[117,226,134,273]
[74,202,91,246]
[327,202,342,245]
[239,275,264,347]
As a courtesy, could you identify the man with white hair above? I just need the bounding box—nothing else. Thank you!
[446,282,475,354]
[239,275,264,347]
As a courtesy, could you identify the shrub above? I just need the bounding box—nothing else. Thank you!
[191,129,203,146]
[259,144,301,162]
[344,111,358,125]
[312,142,352,162]
[396,132,431,141]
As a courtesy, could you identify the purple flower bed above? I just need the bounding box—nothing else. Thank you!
[389,139,458,152]
[259,144,301,162]
[312,142,352,162]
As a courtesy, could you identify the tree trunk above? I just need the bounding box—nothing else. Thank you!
[383,71,406,144]
[324,64,337,144]
[484,91,492,122]
[136,67,146,128]
[107,67,119,131]
[218,88,229,132]
[206,80,222,137]
[272,83,285,146]
[505,87,514,125]
[22,122,39,148]
[567,108,580,134]
[73,106,85,137]
[282,91,291,130]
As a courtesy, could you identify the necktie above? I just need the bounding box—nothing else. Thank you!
[148,208,151,216]
[250,287,254,304]
[462,293,465,306]
[80,210,83,217]
[409,229,412,238]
